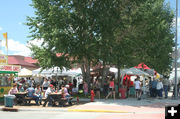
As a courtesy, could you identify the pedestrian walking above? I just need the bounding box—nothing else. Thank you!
[105,77,115,100]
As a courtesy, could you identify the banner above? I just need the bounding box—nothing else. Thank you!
[0,54,8,65]
[0,65,21,72]
[3,32,8,49]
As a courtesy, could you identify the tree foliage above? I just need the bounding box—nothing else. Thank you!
[27,0,174,79]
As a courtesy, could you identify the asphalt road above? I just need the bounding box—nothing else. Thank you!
[0,111,164,119]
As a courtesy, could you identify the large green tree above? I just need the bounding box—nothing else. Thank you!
[129,0,174,74]
[27,0,174,85]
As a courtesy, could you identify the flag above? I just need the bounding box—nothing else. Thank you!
[3,32,8,49]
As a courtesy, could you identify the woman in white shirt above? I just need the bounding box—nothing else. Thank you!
[42,78,50,97]
[156,79,163,99]
[134,77,141,100]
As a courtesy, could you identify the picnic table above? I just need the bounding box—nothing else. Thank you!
[14,92,27,105]
[43,93,73,107]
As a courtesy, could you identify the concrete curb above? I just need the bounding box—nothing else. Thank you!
[0,107,132,113]
[0,107,68,112]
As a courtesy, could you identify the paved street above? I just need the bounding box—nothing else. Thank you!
[1,97,179,119]
[0,111,163,119]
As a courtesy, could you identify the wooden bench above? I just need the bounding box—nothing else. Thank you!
[24,97,35,104]
[24,97,46,105]
[43,93,73,107]
[57,97,73,107]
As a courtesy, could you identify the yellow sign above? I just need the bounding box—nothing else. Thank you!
[0,54,8,65]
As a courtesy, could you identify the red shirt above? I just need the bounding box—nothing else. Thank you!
[109,81,114,88]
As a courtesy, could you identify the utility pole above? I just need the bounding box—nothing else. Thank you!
[174,0,178,100]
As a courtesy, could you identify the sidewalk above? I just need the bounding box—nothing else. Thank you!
[68,97,179,113]
[0,97,179,113]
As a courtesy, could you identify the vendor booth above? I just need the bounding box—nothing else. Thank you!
[32,67,83,88]
[118,67,150,99]
[0,65,21,98]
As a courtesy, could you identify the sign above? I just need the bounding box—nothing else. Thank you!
[0,55,8,65]
[0,65,21,72]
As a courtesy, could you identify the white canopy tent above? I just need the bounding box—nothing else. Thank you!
[18,68,32,77]
[109,67,149,79]
[32,67,82,77]
[121,67,150,76]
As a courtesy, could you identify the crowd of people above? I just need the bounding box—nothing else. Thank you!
[7,74,180,106]
[9,77,79,106]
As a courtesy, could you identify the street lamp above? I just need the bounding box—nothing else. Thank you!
[174,0,178,100]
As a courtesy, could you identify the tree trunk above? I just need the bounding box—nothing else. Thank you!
[81,64,86,82]
[117,63,120,92]
[81,58,91,92]
[101,62,106,88]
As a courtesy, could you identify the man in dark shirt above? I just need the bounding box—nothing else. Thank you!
[73,78,77,87]
[151,78,158,97]
[50,78,57,89]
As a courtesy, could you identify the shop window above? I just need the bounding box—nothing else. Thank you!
[0,75,12,86]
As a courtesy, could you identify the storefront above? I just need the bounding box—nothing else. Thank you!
[0,65,21,98]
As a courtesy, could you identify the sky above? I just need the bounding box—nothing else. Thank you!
[0,0,179,56]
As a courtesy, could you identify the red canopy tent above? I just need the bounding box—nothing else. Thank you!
[134,63,150,69]
[134,63,157,76]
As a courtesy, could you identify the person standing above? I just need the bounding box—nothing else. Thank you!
[83,81,88,97]
[156,79,163,99]
[95,79,101,99]
[42,78,50,97]
[151,78,158,97]
[134,77,141,100]
[103,78,109,97]
[105,77,115,100]
[35,84,42,105]
[162,76,170,98]
[73,78,77,87]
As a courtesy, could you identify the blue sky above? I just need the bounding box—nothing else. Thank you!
[0,0,34,56]
[0,0,179,56]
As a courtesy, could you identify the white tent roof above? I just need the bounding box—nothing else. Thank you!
[32,67,82,77]
[121,67,149,76]
[109,67,118,73]
[18,68,32,77]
